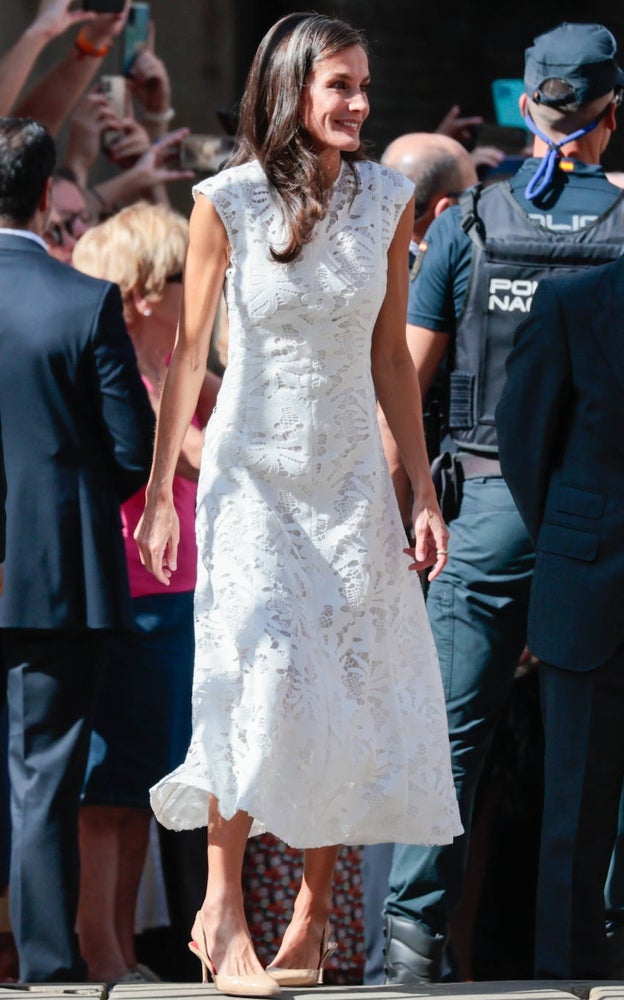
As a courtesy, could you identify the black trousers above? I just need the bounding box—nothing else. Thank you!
[1,629,105,982]
[535,644,624,979]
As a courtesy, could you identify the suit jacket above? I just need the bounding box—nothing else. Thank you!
[0,233,155,630]
[0,411,6,565]
[496,253,624,671]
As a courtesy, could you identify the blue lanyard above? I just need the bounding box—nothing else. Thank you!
[523,110,599,200]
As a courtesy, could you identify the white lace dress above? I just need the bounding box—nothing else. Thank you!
[150,158,462,848]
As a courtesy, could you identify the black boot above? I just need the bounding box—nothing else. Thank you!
[383,913,446,984]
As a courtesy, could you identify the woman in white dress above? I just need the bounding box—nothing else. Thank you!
[135,11,461,998]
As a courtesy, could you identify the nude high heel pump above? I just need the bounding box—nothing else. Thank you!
[267,923,338,987]
[189,911,281,997]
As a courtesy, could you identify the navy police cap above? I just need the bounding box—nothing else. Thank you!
[524,22,624,107]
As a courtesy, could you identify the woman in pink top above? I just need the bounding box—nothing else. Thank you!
[73,202,220,985]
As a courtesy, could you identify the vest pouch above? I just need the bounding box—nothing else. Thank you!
[448,372,475,429]
[430,450,464,523]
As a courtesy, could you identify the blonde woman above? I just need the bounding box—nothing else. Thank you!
[72,203,220,985]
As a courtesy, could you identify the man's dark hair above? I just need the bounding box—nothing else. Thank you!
[0,118,56,226]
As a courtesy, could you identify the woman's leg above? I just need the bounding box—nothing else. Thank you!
[270,846,339,969]
[114,809,152,969]
[77,806,129,983]
[194,797,266,977]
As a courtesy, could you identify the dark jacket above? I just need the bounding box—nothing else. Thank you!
[0,234,155,630]
[496,253,624,670]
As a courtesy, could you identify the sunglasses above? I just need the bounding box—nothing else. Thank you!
[44,211,92,247]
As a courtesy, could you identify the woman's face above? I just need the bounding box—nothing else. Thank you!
[300,44,370,166]
[45,179,92,266]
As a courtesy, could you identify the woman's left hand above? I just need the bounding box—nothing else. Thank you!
[134,492,179,585]
[404,500,449,581]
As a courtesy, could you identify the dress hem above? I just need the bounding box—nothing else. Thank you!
[150,776,463,850]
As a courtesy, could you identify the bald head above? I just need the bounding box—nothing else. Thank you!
[382,132,478,238]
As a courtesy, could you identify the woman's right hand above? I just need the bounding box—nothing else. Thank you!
[65,90,123,181]
[134,491,180,585]
[31,0,95,40]
[125,127,194,189]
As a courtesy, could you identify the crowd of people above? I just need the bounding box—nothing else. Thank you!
[1,0,624,993]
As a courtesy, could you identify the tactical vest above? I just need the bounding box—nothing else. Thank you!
[451,180,624,452]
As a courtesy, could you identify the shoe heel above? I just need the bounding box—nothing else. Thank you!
[188,940,212,983]
[317,930,338,983]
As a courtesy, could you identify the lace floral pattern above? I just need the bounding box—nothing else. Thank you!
[150,159,462,848]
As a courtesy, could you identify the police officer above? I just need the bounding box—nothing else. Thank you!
[383,21,624,983]
[362,132,478,986]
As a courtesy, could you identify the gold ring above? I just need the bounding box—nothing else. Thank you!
[437,549,449,555]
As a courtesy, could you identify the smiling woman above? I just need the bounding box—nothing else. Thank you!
[226,13,371,263]
[134,11,460,999]
[300,46,370,172]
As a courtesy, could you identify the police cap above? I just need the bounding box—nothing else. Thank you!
[524,22,624,108]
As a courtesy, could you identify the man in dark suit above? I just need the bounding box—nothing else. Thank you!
[496,256,624,979]
[0,117,155,982]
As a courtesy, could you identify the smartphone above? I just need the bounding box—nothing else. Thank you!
[100,74,126,118]
[491,79,526,130]
[179,135,235,173]
[82,0,126,12]
[99,75,126,153]
[122,2,151,76]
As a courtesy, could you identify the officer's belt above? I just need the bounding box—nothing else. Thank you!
[457,454,502,478]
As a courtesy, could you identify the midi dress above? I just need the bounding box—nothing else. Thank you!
[150,157,462,849]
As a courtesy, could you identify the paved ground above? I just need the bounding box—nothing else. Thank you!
[3,982,624,1000]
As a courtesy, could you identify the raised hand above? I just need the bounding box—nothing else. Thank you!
[105,117,152,166]
[128,23,172,116]
[434,104,484,146]
[65,89,124,184]
[79,0,132,48]
[126,128,195,188]
[31,0,96,40]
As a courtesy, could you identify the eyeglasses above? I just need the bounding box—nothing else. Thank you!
[44,211,92,247]
[44,223,69,247]
[165,272,183,284]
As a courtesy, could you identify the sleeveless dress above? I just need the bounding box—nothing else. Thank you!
[150,158,462,848]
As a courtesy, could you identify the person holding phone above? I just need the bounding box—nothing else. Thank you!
[7,0,132,136]
[0,0,96,116]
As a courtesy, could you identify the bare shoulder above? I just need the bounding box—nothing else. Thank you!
[188,195,230,266]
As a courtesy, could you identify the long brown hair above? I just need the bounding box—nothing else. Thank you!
[229,12,368,263]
